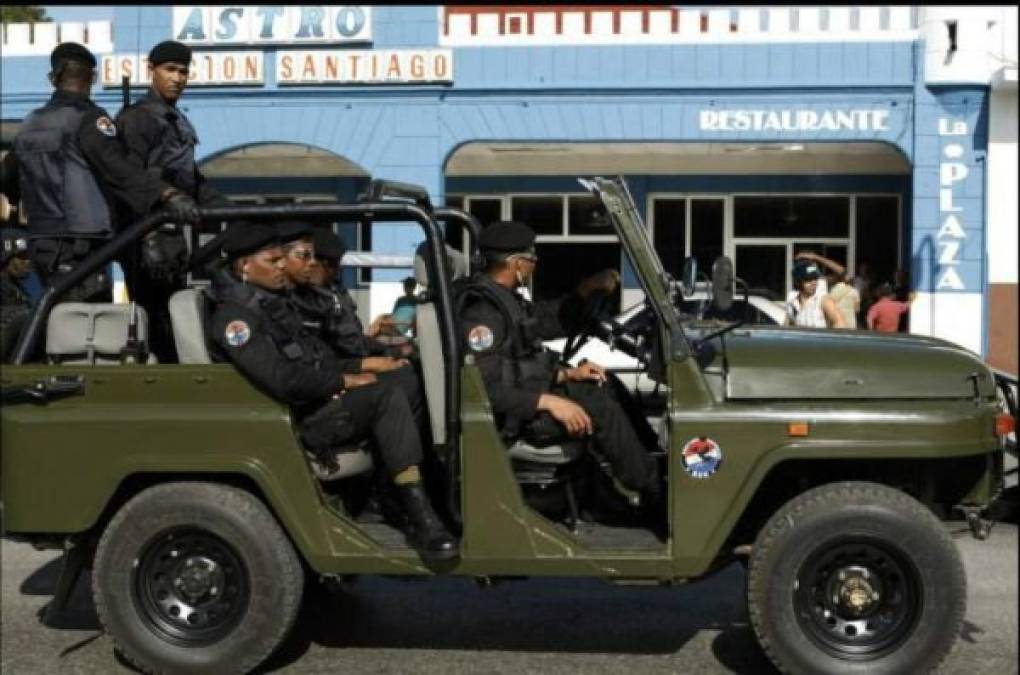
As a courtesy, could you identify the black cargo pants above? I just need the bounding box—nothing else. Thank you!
[302,379,423,478]
[543,378,660,493]
[375,362,426,429]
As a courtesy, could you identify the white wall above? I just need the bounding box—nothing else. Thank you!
[988,87,1018,285]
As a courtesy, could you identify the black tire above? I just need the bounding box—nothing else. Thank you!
[747,481,966,675]
[93,482,304,675]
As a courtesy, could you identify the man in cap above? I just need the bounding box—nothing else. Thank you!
[281,224,426,428]
[785,258,846,328]
[206,223,457,561]
[1,227,33,361]
[115,40,232,361]
[0,43,199,303]
[457,221,663,510]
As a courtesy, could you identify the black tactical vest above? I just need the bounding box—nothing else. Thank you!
[458,277,559,392]
[123,93,199,196]
[13,96,113,237]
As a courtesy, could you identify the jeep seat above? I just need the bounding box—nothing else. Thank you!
[168,288,373,481]
[413,241,469,445]
[46,303,157,365]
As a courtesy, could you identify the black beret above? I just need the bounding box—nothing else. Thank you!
[148,40,192,67]
[50,42,96,69]
[311,228,348,261]
[1,227,29,265]
[276,221,312,244]
[222,223,279,260]
[478,221,535,254]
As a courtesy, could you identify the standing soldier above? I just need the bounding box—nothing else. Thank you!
[1,227,32,361]
[116,40,232,361]
[0,43,199,303]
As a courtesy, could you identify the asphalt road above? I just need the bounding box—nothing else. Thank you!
[2,523,1016,674]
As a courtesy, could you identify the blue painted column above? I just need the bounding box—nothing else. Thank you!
[909,82,988,355]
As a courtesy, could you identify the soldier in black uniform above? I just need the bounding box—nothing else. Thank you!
[115,40,232,362]
[458,221,663,505]
[206,223,456,560]
[1,227,32,362]
[280,223,427,428]
[0,43,199,303]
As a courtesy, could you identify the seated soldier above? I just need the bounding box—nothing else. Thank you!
[458,221,664,511]
[205,222,456,560]
[281,223,427,429]
[1,227,33,362]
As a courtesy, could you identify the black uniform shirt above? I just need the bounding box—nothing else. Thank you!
[116,90,227,212]
[459,277,572,423]
[1,90,168,221]
[207,271,349,407]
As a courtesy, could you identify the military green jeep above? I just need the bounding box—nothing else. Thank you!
[1,177,1013,675]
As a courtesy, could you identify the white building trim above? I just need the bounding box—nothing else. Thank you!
[2,21,113,56]
[440,6,917,47]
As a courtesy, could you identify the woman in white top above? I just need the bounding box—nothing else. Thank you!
[785,260,846,328]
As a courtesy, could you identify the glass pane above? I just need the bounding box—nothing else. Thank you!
[691,199,724,275]
[468,198,503,229]
[734,196,849,238]
[652,198,686,279]
[511,195,563,236]
[855,196,900,294]
[444,195,464,209]
[532,242,622,316]
[736,244,787,299]
[567,194,614,236]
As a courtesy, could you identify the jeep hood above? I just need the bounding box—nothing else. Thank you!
[699,327,996,400]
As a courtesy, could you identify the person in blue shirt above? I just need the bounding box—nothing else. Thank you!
[390,276,418,337]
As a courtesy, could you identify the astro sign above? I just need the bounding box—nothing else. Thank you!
[172,6,372,45]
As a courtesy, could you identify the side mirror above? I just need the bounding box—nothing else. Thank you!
[711,256,734,312]
[681,257,698,297]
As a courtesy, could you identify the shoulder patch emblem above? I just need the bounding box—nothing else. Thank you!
[224,320,251,347]
[680,436,723,479]
[96,116,117,137]
[467,324,494,351]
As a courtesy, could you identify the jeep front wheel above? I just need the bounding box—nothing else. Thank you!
[93,482,304,675]
[747,481,966,675]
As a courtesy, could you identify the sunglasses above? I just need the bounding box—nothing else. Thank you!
[512,253,539,264]
[287,247,314,261]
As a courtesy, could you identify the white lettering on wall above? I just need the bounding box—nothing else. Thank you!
[698,108,891,132]
[172,6,372,46]
[935,117,969,291]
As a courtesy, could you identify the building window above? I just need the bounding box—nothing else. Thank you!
[567,194,611,236]
[734,196,850,238]
[511,195,564,236]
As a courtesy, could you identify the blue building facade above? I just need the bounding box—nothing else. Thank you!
[1,6,1009,362]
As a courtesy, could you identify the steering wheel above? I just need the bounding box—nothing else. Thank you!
[562,289,615,363]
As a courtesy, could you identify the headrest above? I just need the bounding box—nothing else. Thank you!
[414,242,468,288]
[46,303,149,361]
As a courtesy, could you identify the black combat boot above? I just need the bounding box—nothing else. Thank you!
[398,482,458,561]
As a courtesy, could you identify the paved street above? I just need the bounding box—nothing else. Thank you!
[2,522,1016,674]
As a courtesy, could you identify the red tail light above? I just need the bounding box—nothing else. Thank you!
[995,413,1015,436]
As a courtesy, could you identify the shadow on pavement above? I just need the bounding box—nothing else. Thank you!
[19,552,102,632]
[260,563,764,673]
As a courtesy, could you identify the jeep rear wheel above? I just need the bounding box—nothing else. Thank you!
[93,482,303,675]
[747,481,966,675]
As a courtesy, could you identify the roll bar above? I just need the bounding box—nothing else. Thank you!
[11,202,464,456]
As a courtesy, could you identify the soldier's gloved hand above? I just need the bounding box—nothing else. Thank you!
[164,192,200,225]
